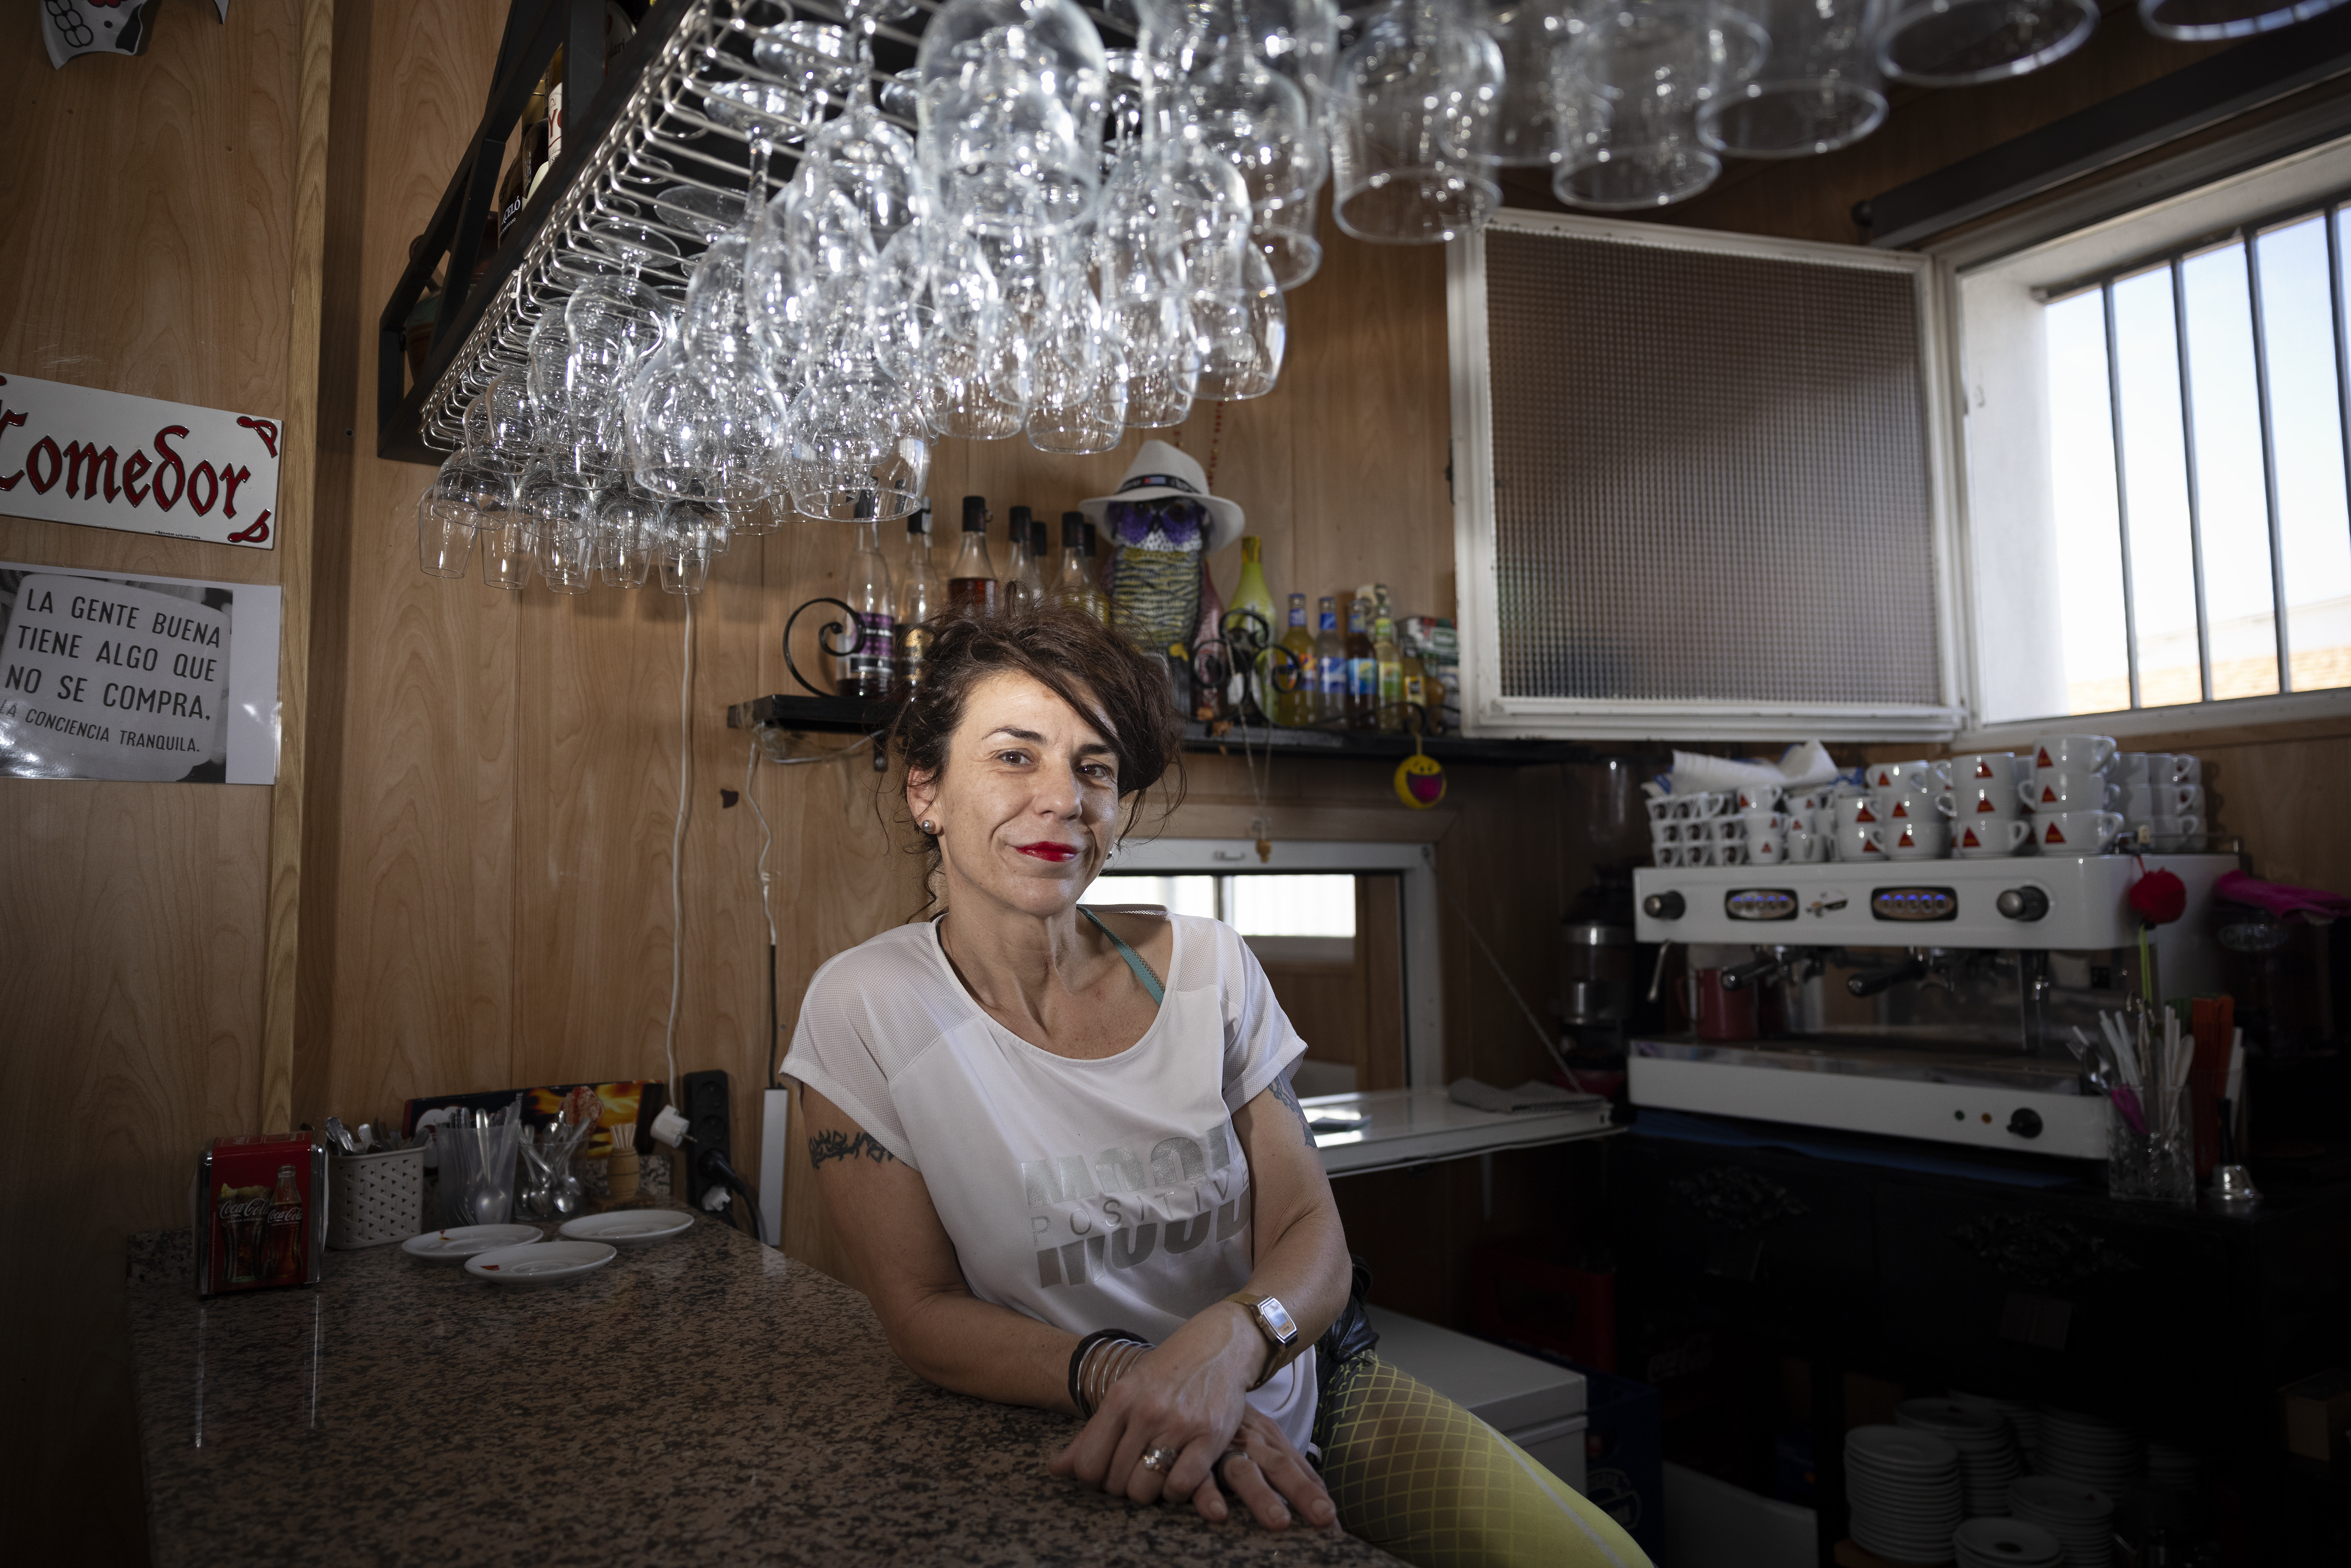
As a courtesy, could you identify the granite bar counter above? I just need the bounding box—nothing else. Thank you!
[126,1206,1399,1567]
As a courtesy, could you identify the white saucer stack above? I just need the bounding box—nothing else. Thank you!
[2037,1409,2141,1495]
[1848,1424,1964,1565]
[2146,1440,2200,1494]
[1955,1517,2064,1568]
[1899,1398,2021,1517]
[2009,1475,2116,1568]
[1948,1390,2038,1472]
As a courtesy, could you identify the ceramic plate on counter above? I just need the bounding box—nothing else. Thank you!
[559,1210,693,1248]
[402,1224,544,1261]
[464,1240,616,1287]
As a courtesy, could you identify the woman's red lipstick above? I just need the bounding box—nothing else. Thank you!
[1016,842,1079,862]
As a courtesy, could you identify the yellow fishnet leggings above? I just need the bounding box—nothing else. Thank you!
[1312,1354,1653,1568]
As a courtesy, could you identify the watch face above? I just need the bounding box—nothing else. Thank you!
[1258,1296,1299,1344]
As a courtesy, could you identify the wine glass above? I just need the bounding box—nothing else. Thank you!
[1330,0,1504,243]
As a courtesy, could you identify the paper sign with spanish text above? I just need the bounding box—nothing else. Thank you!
[0,373,280,549]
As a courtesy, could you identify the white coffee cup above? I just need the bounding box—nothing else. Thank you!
[1953,818,2032,858]
[1949,751,2016,786]
[1885,816,1948,860]
[1704,839,1745,866]
[1950,779,2019,821]
[2148,815,2204,852]
[1866,759,1948,795]
[1732,783,1782,813]
[1785,789,1833,814]
[1787,823,1828,863]
[1747,824,1789,864]
[1834,820,1887,862]
[2172,753,2203,786]
[2111,751,2156,786]
[1883,791,1953,825]
[2026,771,2120,812]
[2032,734,2118,775]
[2123,783,2198,820]
[1836,795,1887,832]
[2036,809,2124,855]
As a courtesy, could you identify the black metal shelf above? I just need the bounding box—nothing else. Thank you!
[723,692,1610,765]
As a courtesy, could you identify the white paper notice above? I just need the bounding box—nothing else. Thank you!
[0,563,281,784]
[0,372,281,549]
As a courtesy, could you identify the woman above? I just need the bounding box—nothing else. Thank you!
[783,607,1648,1568]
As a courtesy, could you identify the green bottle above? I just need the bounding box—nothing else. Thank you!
[1223,535,1278,723]
[1373,594,1402,733]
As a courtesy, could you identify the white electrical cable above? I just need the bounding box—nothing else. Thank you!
[664,597,695,1100]
[747,732,777,949]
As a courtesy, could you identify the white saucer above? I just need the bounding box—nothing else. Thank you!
[559,1209,694,1247]
[465,1240,616,1287]
[402,1224,544,1260]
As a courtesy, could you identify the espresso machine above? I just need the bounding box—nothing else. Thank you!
[1628,855,2238,1159]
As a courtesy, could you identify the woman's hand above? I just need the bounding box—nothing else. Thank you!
[1046,1304,1336,1532]
[1185,1403,1337,1532]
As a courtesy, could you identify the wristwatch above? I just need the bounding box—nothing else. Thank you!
[1226,1292,1302,1390]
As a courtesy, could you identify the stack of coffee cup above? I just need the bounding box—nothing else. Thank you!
[1947,751,2032,859]
[1840,761,1953,861]
[2023,734,2123,856]
[2112,751,2205,851]
[1730,783,1791,867]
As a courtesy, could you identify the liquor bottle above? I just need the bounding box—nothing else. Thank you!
[1068,516,1109,624]
[1054,513,1086,610]
[1313,595,1344,726]
[1002,505,1045,612]
[1222,534,1277,723]
[264,1164,304,1282]
[1030,517,1052,602]
[948,494,1000,616]
[1373,597,1403,733]
[1344,594,1377,731]
[1401,641,1428,733]
[1277,593,1314,727]
[894,505,939,696]
[841,500,896,700]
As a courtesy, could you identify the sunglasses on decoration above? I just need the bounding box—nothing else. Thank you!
[1104,498,1208,545]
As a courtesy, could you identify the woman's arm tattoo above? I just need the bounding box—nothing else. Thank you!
[809,1130,898,1168]
[1269,1076,1315,1147]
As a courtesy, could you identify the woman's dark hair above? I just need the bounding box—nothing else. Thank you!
[891,604,1185,873]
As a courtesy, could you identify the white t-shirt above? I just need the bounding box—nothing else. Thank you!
[781,909,1317,1451]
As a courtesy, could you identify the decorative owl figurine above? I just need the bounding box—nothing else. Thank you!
[1103,497,1209,659]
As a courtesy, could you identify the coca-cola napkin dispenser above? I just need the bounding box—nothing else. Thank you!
[192,1132,329,1296]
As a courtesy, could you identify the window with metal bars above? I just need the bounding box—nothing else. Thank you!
[1974,192,2351,722]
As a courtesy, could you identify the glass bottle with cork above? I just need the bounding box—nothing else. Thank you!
[948,494,1000,616]
[1002,505,1045,612]
[841,496,895,701]
[1054,513,1101,622]
[895,503,939,696]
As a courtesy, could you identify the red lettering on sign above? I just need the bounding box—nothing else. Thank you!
[0,406,27,489]
[236,416,279,457]
[24,436,62,494]
[151,425,189,511]
[64,442,119,502]
[122,449,152,505]
[187,461,219,516]
[221,464,251,518]
[226,510,271,546]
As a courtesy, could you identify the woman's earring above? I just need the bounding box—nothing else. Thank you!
[920,819,935,835]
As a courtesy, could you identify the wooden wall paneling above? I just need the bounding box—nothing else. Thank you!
[260,0,337,1133]
[1435,763,1577,1088]
[1260,956,1369,1072]
[1281,201,1457,621]
[312,0,519,1127]
[1,3,307,1559]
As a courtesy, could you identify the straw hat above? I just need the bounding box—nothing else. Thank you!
[1078,439,1243,553]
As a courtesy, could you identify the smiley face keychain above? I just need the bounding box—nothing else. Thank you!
[1393,738,1447,810]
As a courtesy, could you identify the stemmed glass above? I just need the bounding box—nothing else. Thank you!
[1330,0,1503,243]
[1552,2,1765,211]
[595,482,661,589]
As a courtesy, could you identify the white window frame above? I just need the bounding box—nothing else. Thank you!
[1094,838,1445,1089]
[1934,129,2351,746]
[1446,208,1971,742]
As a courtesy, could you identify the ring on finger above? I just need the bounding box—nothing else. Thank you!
[1141,1446,1181,1474]
[1212,1448,1250,1485]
